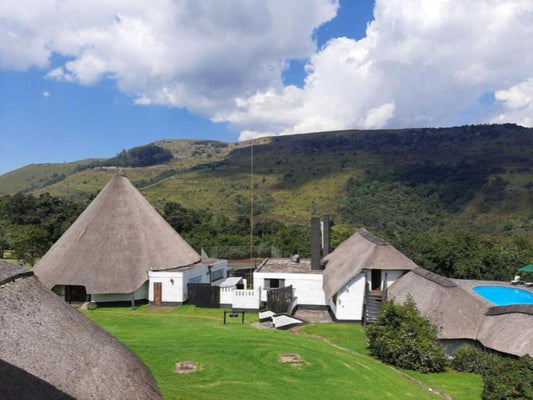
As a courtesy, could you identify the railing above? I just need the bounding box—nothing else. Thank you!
[362,275,369,327]
[382,272,388,303]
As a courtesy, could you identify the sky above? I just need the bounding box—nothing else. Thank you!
[1,0,532,174]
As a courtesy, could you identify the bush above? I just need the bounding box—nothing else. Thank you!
[453,345,533,400]
[366,297,447,373]
[482,355,533,400]
[452,345,500,376]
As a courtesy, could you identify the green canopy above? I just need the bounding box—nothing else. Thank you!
[518,264,533,272]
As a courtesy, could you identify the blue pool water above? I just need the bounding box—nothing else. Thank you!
[473,286,533,306]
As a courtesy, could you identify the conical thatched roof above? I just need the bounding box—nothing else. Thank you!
[34,175,200,294]
[388,269,533,356]
[0,261,162,399]
[322,228,418,299]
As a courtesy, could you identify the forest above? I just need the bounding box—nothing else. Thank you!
[1,189,531,281]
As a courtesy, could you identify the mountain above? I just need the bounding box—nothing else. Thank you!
[1,124,532,237]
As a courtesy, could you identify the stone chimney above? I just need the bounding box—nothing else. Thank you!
[311,216,321,270]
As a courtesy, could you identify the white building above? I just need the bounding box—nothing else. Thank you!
[253,225,417,322]
[148,259,227,305]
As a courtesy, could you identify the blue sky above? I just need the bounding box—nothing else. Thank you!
[1,0,531,174]
[0,1,374,174]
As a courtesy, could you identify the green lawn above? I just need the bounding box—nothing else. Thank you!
[300,324,483,400]
[83,306,482,400]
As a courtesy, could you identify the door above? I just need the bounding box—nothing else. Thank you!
[371,269,381,291]
[153,282,162,305]
[65,285,87,303]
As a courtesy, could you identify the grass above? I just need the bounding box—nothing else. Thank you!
[300,324,483,400]
[84,305,452,400]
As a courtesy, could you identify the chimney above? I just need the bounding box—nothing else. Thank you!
[321,214,331,257]
[311,216,321,270]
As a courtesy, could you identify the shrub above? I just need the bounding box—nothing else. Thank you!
[366,297,447,373]
[482,355,533,400]
[452,345,500,376]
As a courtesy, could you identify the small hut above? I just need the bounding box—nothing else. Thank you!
[0,260,162,399]
[34,174,203,304]
[322,228,418,321]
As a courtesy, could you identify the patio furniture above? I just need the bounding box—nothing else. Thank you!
[510,275,521,284]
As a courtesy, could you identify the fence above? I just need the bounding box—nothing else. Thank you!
[231,289,261,310]
[201,245,285,260]
[188,283,220,308]
[267,285,294,314]
[220,287,261,310]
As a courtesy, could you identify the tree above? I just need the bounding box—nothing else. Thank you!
[366,297,447,373]
[0,223,10,259]
[11,226,51,266]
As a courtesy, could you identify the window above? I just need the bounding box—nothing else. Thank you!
[264,278,285,289]
[211,269,225,282]
[189,275,202,284]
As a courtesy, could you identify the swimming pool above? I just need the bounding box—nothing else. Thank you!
[473,286,533,306]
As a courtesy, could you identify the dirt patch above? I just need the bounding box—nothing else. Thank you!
[279,353,302,363]
[175,361,199,374]
[253,321,273,329]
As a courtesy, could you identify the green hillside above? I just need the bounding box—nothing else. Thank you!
[2,124,532,280]
[2,125,532,232]
[0,159,101,195]
[12,124,529,235]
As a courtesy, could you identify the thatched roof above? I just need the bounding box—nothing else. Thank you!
[0,261,162,399]
[388,270,486,340]
[477,312,533,356]
[389,269,533,356]
[322,228,418,298]
[34,175,200,294]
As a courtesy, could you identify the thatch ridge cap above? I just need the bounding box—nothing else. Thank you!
[357,228,388,245]
[0,261,33,285]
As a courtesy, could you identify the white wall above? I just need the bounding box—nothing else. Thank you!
[220,286,234,305]
[334,273,366,321]
[148,261,228,304]
[381,270,404,291]
[91,282,148,303]
[331,269,407,321]
[254,272,326,306]
[231,288,261,310]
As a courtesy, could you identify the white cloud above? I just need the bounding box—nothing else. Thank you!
[42,90,50,97]
[1,0,533,139]
[0,0,338,117]
[490,79,533,127]
[225,0,533,139]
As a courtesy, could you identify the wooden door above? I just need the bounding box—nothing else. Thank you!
[153,282,162,305]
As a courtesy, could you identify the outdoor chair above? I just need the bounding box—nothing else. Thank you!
[510,275,520,284]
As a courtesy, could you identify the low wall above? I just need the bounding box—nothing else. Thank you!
[231,288,260,310]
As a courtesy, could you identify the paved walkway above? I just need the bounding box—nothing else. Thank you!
[293,309,333,323]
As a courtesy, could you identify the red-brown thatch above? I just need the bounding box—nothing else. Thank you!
[34,175,200,294]
[322,228,418,299]
[0,261,162,399]
[389,269,533,356]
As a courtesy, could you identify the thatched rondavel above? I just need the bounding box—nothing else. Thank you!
[322,228,418,299]
[34,174,200,296]
[0,260,162,400]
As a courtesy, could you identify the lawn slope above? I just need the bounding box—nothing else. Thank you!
[85,306,444,400]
